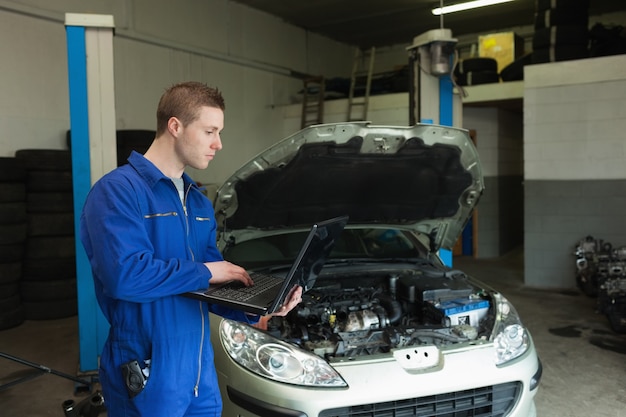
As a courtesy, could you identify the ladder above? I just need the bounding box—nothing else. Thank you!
[347,46,376,121]
[300,76,325,128]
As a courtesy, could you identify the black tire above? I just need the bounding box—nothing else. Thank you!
[68,129,155,166]
[0,202,27,224]
[535,0,589,13]
[0,305,24,330]
[500,53,533,82]
[0,243,25,263]
[466,70,500,85]
[26,192,74,213]
[534,8,588,29]
[20,278,77,302]
[0,183,26,203]
[0,224,28,245]
[26,170,73,193]
[533,25,589,49]
[0,281,19,298]
[0,157,26,182]
[0,294,21,312]
[24,236,75,259]
[456,57,498,74]
[532,45,589,64]
[15,149,72,171]
[28,212,75,237]
[0,262,22,283]
[21,257,77,281]
[23,298,77,320]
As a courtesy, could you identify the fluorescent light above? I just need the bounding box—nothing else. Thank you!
[432,0,515,15]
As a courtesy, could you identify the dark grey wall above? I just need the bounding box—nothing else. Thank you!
[524,179,626,289]
[477,175,524,258]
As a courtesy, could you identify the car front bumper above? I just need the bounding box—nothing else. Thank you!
[216,330,541,417]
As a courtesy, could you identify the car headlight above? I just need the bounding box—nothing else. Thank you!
[219,319,347,387]
[491,294,529,366]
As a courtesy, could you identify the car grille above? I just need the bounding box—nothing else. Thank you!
[318,382,521,417]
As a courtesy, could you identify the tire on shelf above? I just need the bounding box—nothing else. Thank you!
[0,243,25,263]
[456,57,498,74]
[21,257,77,282]
[535,0,589,13]
[26,170,73,193]
[15,149,72,171]
[0,157,26,182]
[500,53,533,82]
[0,305,24,330]
[28,212,75,237]
[534,8,588,29]
[0,202,27,224]
[533,25,589,50]
[23,298,77,320]
[26,192,74,213]
[0,224,28,245]
[0,183,26,203]
[532,45,589,64]
[24,236,76,259]
[19,278,77,302]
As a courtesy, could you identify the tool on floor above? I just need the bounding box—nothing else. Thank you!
[62,390,106,417]
[0,351,92,392]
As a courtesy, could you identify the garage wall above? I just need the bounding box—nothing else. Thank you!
[464,107,524,258]
[0,0,353,185]
[524,54,626,289]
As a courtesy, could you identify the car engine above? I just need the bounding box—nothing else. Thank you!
[266,268,493,359]
[574,236,626,333]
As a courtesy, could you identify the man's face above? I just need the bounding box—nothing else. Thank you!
[176,106,224,170]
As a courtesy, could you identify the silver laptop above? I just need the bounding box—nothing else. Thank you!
[184,215,348,315]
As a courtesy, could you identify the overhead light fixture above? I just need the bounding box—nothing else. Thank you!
[432,0,515,15]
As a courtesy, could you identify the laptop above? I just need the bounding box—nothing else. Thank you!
[185,215,348,315]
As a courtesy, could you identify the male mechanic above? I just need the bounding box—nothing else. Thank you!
[80,81,302,417]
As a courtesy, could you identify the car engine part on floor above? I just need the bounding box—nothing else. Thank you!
[574,235,626,333]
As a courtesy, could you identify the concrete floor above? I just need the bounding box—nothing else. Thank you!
[1,248,625,417]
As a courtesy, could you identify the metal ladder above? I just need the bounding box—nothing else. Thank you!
[300,76,325,128]
[347,46,376,121]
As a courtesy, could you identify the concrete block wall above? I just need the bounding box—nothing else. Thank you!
[524,55,626,289]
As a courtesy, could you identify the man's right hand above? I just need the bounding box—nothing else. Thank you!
[204,261,253,287]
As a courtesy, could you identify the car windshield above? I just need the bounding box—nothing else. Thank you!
[223,228,423,269]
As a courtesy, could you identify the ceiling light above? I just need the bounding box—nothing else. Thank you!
[432,0,515,15]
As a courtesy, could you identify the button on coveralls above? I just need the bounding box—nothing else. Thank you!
[80,151,256,416]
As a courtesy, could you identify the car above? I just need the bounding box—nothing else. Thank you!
[209,122,542,417]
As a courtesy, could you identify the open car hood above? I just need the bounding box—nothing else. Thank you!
[214,122,484,251]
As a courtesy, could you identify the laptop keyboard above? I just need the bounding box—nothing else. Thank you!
[207,273,284,302]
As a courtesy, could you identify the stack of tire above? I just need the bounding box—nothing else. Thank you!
[532,0,590,64]
[15,149,78,321]
[0,157,27,330]
[454,57,500,86]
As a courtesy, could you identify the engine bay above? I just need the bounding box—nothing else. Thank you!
[265,265,494,359]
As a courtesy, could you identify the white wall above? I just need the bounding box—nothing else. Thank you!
[0,0,354,185]
[524,55,626,181]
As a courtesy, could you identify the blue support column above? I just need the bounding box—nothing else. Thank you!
[438,73,454,267]
[65,19,113,373]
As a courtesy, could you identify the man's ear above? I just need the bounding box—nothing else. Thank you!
[167,117,182,137]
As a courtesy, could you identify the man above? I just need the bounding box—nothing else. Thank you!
[80,81,302,416]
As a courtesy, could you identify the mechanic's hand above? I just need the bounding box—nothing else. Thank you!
[205,261,253,286]
[269,285,303,317]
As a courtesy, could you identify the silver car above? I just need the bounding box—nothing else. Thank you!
[210,122,541,416]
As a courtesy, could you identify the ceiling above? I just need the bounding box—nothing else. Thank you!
[233,0,623,48]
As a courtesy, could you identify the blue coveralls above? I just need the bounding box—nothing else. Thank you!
[80,151,257,417]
